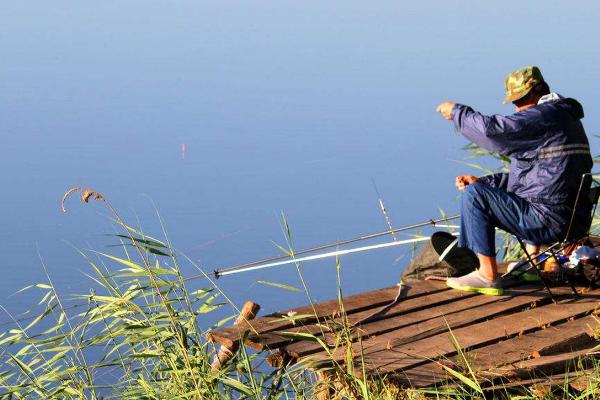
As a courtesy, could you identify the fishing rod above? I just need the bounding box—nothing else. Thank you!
[0,216,460,329]
[214,233,460,278]
[200,214,460,279]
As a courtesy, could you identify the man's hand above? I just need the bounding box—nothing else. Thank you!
[455,175,478,191]
[436,101,456,120]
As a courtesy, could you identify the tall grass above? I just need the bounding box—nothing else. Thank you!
[1,188,234,399]
[0,188,404,399]
[1,185,599,399]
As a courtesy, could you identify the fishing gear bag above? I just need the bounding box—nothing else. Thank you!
[401,231,478,283]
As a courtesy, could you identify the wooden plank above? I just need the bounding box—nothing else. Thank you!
[246,282,488,351]
[567,369,599,392]
[249,275,526,352]
[305,291,600,373]
[207,280,447,348]
[210,263,509,349]
[277,284,541,360]
[482,369,595,391]
[385,363,448,388]
[487,346,598,380]
[290,285,579,365]
[466,318,596,371]
[360,296,600,374]
[386,314,598,387]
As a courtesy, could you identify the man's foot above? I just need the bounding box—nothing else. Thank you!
[506,259,541,282]
[446,270,504,295]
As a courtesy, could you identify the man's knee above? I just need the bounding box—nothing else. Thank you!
[462,182,488,205]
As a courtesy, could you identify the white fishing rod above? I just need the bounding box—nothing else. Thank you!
[193,214,461,280]
[211,230,460,278]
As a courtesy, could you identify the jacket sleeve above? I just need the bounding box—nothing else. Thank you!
[478,172,509,190]
[451,104,544,155]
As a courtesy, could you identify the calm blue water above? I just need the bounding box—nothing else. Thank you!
[1,1,600,326]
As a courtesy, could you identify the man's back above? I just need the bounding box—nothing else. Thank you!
[451,95,592,236]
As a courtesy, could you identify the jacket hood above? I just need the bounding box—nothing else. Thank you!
[555,98,584,119]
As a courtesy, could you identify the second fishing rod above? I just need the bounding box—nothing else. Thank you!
[195,214,460,279]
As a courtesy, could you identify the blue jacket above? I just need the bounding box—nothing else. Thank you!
[451,96,593,238]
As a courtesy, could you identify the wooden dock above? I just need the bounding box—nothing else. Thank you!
[208,271,600,393]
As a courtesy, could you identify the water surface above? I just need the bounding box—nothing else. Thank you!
[1,1,599,325]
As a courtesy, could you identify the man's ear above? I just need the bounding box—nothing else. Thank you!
[513,91,536,110]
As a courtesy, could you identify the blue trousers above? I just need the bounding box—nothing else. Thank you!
[459,183,561,257]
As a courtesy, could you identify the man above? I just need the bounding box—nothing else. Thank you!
[436,66,592,295]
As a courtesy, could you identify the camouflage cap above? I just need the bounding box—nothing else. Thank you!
[503,66,545,104]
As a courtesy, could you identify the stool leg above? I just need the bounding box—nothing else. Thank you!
[547,247,579,297]
[517,238,556,303]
